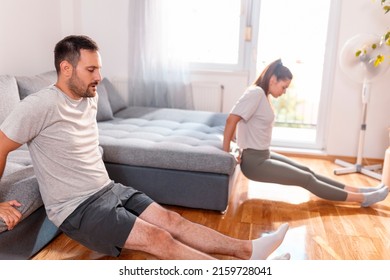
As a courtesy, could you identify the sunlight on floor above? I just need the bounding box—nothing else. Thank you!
[247,180,311,205]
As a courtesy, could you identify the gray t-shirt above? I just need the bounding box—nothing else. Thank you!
[0,85,110,226]
[230,85,275,150]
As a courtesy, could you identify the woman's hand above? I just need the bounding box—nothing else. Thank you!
[231,148,242,164]
[0,200,22,230]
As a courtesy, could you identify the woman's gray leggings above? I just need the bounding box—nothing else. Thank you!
[240,149,348,201]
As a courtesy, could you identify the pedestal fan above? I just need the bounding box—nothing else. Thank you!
[334,33,390,180]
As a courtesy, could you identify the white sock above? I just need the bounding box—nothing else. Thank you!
[362,186,389,207]
[359,183,386,193]
[268,252,291,260]
[250,223,289,260]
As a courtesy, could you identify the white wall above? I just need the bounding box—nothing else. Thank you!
[55,0,130,79]
[0,0,62,75]
[0,0,389,159]
[326,0,390,159]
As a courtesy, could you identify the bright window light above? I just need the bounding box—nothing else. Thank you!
[162,0,242,65]
[256,0,332,148]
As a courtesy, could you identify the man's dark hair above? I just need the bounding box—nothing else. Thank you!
[54,35,99,73]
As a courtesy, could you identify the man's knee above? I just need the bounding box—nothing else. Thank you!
[164,209,185,228]
[124,221,175,252]
[151,225,176,245]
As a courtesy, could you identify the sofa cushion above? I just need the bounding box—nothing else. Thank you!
[0,75,20,125]
[98,106,236,175]
[96,82,114,121]
[16,71,57,99]
[101,78,127,114]
[0,146,43,233]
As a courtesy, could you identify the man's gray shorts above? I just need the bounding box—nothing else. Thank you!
[59,181,154,256]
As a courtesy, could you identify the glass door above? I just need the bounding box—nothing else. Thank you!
[255,0,339,150]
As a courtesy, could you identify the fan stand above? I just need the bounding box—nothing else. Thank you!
[333,82,382,180]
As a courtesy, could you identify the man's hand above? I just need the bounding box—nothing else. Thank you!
[0,200,22,230]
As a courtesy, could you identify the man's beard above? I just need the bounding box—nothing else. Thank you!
[68,74,97,98]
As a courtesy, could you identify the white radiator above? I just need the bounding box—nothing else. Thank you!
[191,82,224,112]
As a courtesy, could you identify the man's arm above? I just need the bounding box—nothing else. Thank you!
[0,130,23,230]
[0,130,22,179]
[0,200,22,230]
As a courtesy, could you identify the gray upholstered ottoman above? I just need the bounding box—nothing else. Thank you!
[98,106,237,212]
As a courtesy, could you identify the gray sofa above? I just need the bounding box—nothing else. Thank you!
[0,71,237,259]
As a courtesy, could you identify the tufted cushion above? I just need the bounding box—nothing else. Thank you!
[0,146,43,233]
[0,75,20,125]
[114,106,227,126]
[98,106,236,175]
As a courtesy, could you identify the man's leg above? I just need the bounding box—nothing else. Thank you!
[123,202,289,260]
[123,214,216,259]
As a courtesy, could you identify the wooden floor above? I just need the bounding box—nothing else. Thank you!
[32,155,390,260]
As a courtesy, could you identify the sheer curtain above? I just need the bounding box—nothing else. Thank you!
[128,0,193,109]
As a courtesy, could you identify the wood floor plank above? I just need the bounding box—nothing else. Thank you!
[31,155,390,260]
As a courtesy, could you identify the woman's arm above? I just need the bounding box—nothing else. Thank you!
[223,114,242,153]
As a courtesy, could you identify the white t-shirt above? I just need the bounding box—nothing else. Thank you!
[230,85,275,150]
[0,86,111,226]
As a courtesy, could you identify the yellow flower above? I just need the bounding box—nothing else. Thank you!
[374,55,385,66]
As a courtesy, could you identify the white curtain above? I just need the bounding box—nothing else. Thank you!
[128,0,193,109]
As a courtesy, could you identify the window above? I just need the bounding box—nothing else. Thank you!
[162,0,245,70]
[162,0,339,150]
